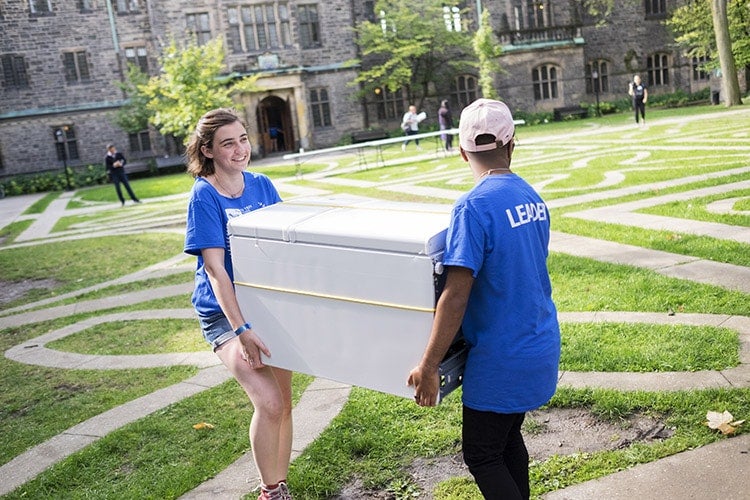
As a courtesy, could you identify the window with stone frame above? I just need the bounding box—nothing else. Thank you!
[226,3,291,52]
[116,0,140,13]
[513,0,551,30]
[124,46,149,73]
[692,54,710,81]
[532,64,559,100]
[62,50,91,83]
[443,5,462,32]
[451,74,478,109]
[186,12,212,45]
[375,87,405,120]
[1,54,30,89]
[586,60,609,94]
[644,0,666,18]
[309,87,332,128]
[227,7,252,52]
[129,130,152,153]
[54,126,80,161]
[298,4,321,49]
[363,1,376,22]
[647,53,669,86]
[29,0,52,14]
[78,0,94,12]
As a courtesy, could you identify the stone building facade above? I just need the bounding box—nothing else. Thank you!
[0,0,364,176]
[490,0,714,114]
[0,0,720,177]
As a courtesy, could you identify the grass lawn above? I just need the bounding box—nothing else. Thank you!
[1,104,748,499]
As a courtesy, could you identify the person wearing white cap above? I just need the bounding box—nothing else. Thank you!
[408,99,561,499]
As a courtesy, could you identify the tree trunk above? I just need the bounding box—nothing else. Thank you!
[710,0,742,106]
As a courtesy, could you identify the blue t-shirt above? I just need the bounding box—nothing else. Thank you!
[184,171,282,318]
[443,173,560,414]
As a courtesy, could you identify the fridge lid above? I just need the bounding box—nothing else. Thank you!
[228,195,450,255]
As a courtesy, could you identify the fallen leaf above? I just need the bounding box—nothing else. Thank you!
[706,410,733,429]
[717,422,736,435]
[192,422,215,430]
[705,411,744,435]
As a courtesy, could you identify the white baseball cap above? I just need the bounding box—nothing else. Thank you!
[459,99,515,152]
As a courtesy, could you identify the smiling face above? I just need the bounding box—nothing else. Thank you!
[201,120,251,173]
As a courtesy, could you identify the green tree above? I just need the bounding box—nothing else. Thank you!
[114,64,151,133]
[710,0,743,106]
[117,37,261,142]
[667,0,747,106]
[351,0,473,107]
[473,9,502,100]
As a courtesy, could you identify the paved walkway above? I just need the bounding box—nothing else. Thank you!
[1,118,749,498]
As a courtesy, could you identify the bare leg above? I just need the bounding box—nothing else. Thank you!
[216,338,293,485]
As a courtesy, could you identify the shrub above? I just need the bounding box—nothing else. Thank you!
[513,110,554,126]
[650,88,710,108]
[0,164,108,196]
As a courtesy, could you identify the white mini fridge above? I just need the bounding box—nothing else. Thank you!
[228,195,467,400]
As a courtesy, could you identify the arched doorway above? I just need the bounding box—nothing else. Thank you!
[257,96,294,156]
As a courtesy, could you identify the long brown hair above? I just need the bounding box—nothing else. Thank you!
[185,108,245,178]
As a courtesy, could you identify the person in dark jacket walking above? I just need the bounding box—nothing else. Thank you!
[105,144,140,206]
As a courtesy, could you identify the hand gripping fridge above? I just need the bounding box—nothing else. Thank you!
[228,195,467,401]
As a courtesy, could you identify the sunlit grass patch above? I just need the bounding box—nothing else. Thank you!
[560,322,739,372]
[0,233,184,307]
[548,253,749,315]
[0,363,197,466]
[7,374,313,499]
[253,161,330,178]
[48,318,205,355]
[638,187,750,227]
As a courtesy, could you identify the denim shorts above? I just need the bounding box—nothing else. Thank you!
[199,312,239,351]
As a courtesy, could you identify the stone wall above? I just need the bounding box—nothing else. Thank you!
[0,108,124,174]
[300,69,363,148]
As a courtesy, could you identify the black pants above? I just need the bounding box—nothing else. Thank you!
[634,100,646,123]
[463,406,529,500]
[441,129,453,151]
[110,168,139,204]
[403,128,420,146]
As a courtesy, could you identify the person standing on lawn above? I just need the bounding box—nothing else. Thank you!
[628,74,648,125]
[438,100,454,152]
[184,108,293,500]
[401,104,423,151]
[104,144,140,206]
[408,98,561,500]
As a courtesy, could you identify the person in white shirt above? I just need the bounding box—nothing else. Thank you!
[401,104,422,151]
